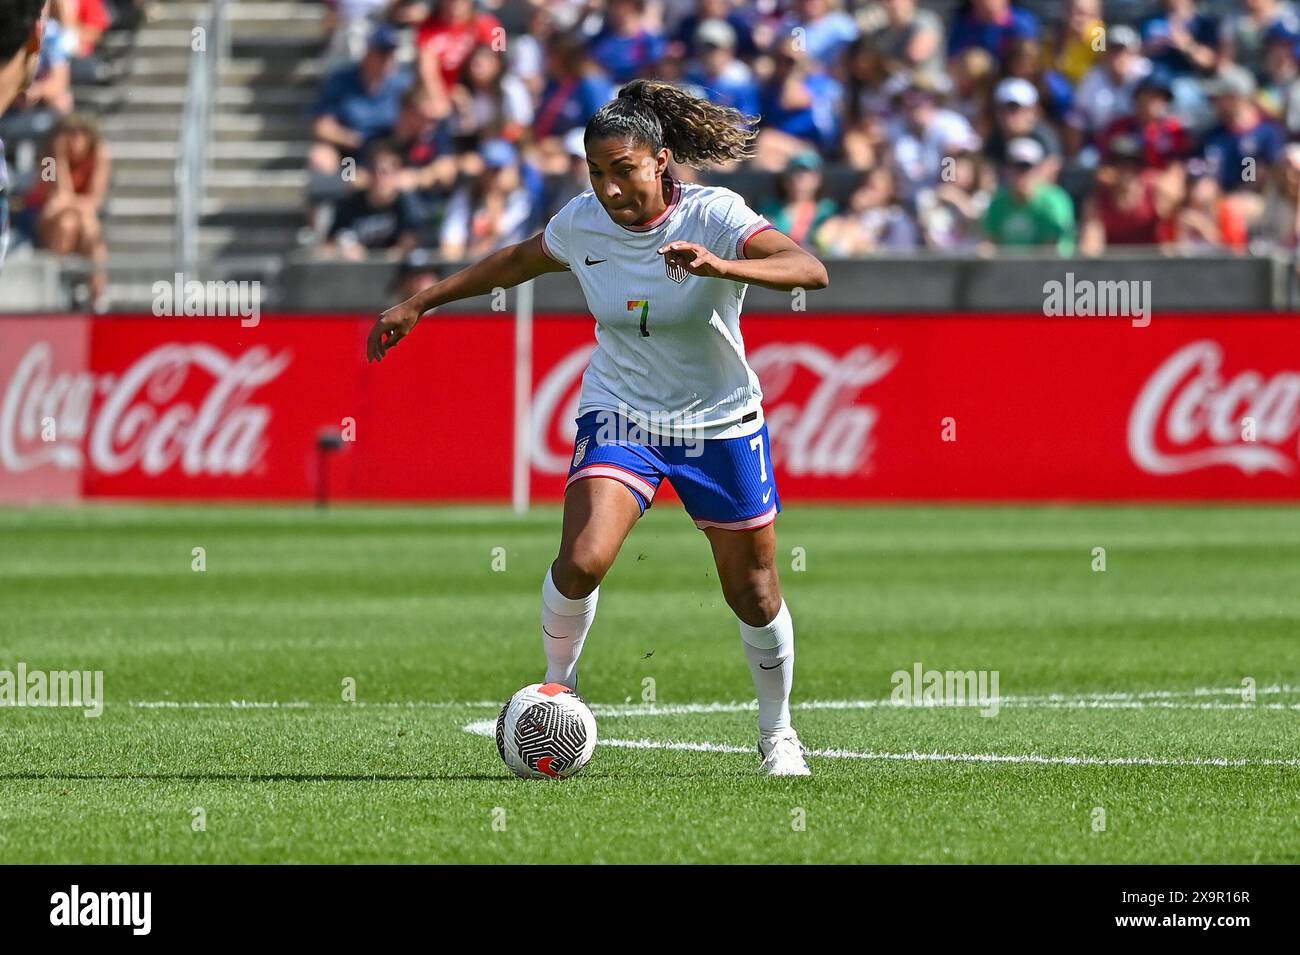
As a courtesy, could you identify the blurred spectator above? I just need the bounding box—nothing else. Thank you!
[948,45,997,135]
[1003,37,1072,122]
[1067,25,1150,152]
[915,143,990,249]
[1258,23,1300,132]
[450,43,533,143]
[817,165,919,253]
[1220,0,1300,80]
[982,136,1075,253]
[983,77,1061,177]
[311,25,413,176]
[1099,69,1193,170]
[325,139,421,259]
[532,34,614,142]
[946,0,1039,62]
[683,19,759,118]
[58,0,110,58]
[1043,0,1104,87]
[417,0,504,98]
[22,114,111,308]
[857,0,945,81]
[755,33,843,169]
[389,83,457,193]
[20,15,73,115]
[588,0,667,84]
[391,246,440,301]
[322,0,391,63]
[840,36,899,169]
[1142,0,1220,77]
[758,151,838,250]
[541,127,592,220]
[440,138,533,258]
[782,0,858,66]
[1200,64,1285,197]
[1079,134,1180,252]
[889,75,979,203]
[673,0,759,62]
[1168,157,1249,250]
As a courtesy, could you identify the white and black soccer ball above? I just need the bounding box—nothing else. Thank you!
[495,683,597,779]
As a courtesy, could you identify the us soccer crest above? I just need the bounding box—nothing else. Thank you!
[664,255,688,284]
[572,436,589,467]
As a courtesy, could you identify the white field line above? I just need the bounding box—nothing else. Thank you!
[124,684,1299,713]
[459,719,1300,768]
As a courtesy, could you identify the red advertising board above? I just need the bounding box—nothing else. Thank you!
[1,312,1297,502]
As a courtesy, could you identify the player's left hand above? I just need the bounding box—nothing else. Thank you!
[657,241,729,279]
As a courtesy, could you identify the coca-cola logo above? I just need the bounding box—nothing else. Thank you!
[1128,340,1300,476]
[529,341,897,477]
[1,341,291,477]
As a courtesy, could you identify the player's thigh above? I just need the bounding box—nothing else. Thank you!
[704,523,783,625]
[553,477,643,594]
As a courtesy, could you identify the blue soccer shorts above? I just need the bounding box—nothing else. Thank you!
[564,411,781,531]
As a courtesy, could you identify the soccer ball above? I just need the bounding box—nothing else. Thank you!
[495,682,597,779]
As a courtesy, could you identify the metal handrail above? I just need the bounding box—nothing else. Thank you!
[175,0,229,278]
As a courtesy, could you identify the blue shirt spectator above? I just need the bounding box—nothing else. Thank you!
[761,69,843,151]
[946,1,1040,60]
[315,58,413,146]
[783,0,859,66]
[589,0,667,83]
[1141,10,1220,76]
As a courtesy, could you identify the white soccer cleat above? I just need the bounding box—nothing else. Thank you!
[758,730,812,777]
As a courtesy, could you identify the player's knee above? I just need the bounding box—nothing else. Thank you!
[723,572,782,626]
[551,550,607,599]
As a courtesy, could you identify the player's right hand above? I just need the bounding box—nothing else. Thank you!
[367,301,423,362]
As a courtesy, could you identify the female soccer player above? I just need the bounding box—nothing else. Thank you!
[367,80,829,776]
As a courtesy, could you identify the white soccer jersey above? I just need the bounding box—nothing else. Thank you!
[542,177,774,439]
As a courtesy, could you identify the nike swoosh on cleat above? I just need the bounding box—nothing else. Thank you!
[758,658,786,670]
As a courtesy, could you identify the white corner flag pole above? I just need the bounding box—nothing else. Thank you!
[512,279,535,515]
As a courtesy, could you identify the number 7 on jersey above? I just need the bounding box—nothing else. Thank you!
[627,300,650,337]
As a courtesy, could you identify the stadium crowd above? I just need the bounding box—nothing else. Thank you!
[0,0,147,308]
[308,0,1300,270]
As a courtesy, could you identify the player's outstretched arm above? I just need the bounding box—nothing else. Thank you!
[367,233,566,362]
[657,228,829,293]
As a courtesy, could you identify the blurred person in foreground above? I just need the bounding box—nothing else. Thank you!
[1200,64,1285,228]
[817,165,920,254]
[1167,157,1248,252]
[323,138,421,260]
[23,112,110,308]
[1078,133,1182,254]
[758,151,838,251]
[0,0,48,275]
[439,137,533,259]
[1068,24,1151,155]
[982,136,1075,253]
[754,32,843,170]
[311,24,412,177]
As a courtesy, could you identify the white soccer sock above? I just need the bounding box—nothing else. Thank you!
[541,566,598,690]
[738,600,795,736]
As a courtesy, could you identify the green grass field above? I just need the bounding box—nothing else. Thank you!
[0,503,1296,864]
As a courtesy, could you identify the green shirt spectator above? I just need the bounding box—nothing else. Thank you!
[983,137,1076,253]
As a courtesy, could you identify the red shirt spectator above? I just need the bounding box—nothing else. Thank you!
[1100,114,1192,170]
[417,0,503,94]
[70,0,112,56]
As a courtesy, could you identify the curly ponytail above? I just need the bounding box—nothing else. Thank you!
[585,79,758,168]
